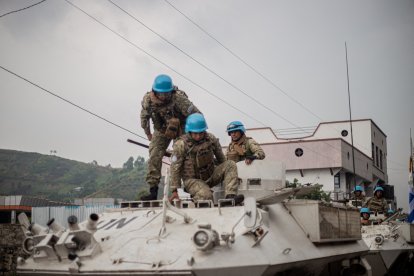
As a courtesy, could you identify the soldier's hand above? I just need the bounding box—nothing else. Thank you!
[169,190,179,204]
[147,133,153,141]
[245,155,256,165]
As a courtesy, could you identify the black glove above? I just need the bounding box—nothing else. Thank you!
[245,155,257,160]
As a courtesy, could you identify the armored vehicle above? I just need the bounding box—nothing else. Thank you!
[17,161,374,275]
[360,212,414,275]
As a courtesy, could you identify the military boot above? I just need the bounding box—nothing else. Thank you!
[223,194,244,206]
[141,186,158,201]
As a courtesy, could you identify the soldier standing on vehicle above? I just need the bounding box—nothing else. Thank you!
[225,121,265,165]
[365,186,388,214]
[169,113,244,204]
[140,74,200,200]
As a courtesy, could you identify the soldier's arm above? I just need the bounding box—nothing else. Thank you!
[175,93,200,116]
[248,138,265,160]
[170,140,186,191]
[140,95,151,135]
[211,134,226,164]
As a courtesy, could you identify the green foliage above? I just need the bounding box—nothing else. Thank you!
[285,178,331,202]
[0,149,147,201]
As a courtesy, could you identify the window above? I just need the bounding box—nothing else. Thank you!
[372,143,375,160]
[295,148,303,157]
[380,150,383,170]
[376,146,379,167]
[334,173,340,190]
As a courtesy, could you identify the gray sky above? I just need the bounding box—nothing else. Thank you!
[1,0,413,211]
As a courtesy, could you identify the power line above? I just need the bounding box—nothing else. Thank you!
[163,0,325,124]
[63,0,268,128]
[0,65,147,141]
[63,1,360,165]
[0,0,46,18]
[163,0,402,171]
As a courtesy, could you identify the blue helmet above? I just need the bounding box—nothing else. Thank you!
[387,209,394,214]
[152,74,174,93]
[226,121,246,135]
[374,186,384,193]
[360,207,370,214]
[354,185,363,192]
[185,113,207,133]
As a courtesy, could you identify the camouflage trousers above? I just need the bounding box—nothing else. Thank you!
[183,160,239,201]
[146,131,172,187]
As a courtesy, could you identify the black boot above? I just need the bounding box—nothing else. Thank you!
[141,186,158,201]
[224,194,244,206]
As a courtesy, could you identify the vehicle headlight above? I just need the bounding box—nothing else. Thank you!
[192,228,219,251]
[22,237,34,254]
[194,230,209,247]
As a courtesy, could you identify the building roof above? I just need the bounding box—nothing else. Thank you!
[0,195,77,207]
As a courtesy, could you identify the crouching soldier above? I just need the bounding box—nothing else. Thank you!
[226,121,265,165]
[169,113,244,204]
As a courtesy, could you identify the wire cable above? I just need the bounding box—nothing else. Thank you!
[0,64,148,141]
[108,0,295,129]
[0,0,46,18]
[163,0,401,171]
[64,0,267,128]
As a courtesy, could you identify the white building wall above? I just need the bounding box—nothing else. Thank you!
[306,120,372,157]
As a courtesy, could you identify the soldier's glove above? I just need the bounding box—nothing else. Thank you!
[245,155,257,160]
[245,155,256,165]
[169,189,180,204]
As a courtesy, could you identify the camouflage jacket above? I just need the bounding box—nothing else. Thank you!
[365,196,388,213]
[226,135,265,162]
[140,89,200,135]
[170,133,226,190]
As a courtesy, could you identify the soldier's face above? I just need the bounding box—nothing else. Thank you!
[375,191,383,198]
[190,132,205,142]
[229,130,242,141]
[155,92,172,102]
[354,191,361,197]
[362,213,370,219]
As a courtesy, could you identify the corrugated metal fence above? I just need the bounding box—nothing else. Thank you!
[32,205,120,227]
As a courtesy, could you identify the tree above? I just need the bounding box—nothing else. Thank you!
[134,156,146,169]
[123,157,134,171]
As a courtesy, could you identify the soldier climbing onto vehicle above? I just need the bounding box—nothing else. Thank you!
[140,74,201,200]
[225,121,265,165]
[169,113,244,204]
[365,186,388,214]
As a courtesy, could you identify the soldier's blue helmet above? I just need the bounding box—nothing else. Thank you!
[226,121,246,135]
[374,186,384,193]
[185,113,207,133]
[152,74,174,93]
[354,186,363,192]
[360,207,370,214]
[387,209,394,214]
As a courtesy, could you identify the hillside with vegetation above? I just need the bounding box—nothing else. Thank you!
[0,149,148,202]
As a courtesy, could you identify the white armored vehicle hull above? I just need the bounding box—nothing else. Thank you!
[17,161,374,275]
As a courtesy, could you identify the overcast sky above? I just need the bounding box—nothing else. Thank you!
[1,0,413,210]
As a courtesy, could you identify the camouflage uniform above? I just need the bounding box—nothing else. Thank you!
[140,89,200,188]
[350,194,366,207]
[226,134,265,162]
[365,196,388,213]
[170,132,238,201]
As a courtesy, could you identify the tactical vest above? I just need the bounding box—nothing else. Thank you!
[147,90,187,135]
[227,136,252,162]
[181,134,215,181]
[367,197,387,212]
